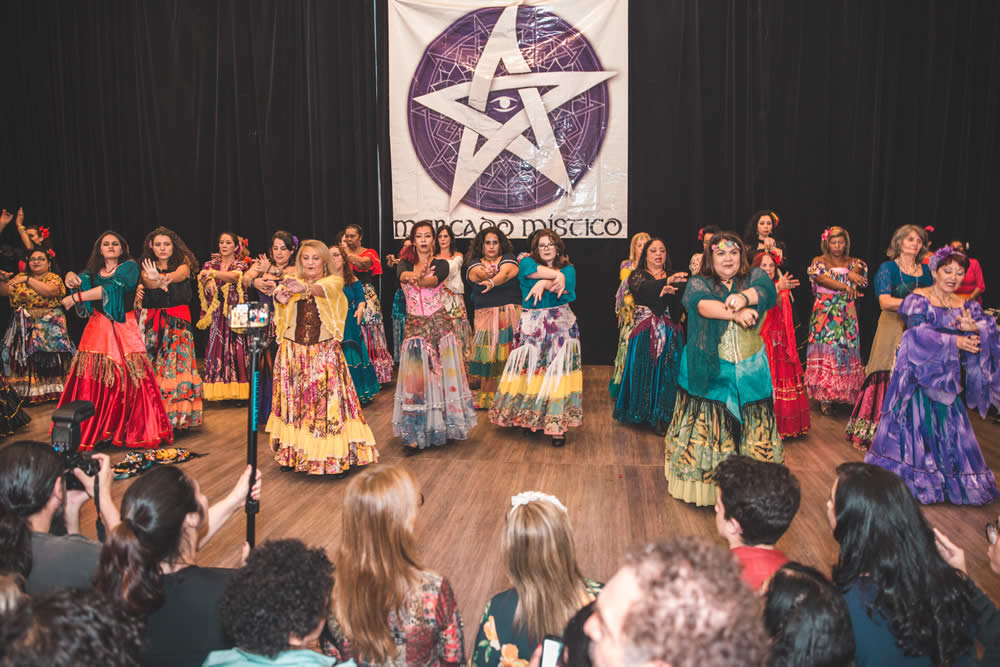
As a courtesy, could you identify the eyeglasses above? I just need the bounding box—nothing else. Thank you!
[537,243,556,250]
[986,519,998,545]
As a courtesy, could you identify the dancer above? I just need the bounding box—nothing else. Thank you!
[331,243,381,404]
[466,227,521,409]
[752,251,809,439]
[845,225,930,448]
[612,238,687,434]
[197,231,250,401]
[688,225,721,275]
[386,239,411,362]
[664,232,781,507]
[243,230,298,425]
[267,240,378,474]
[865,247,1000,505]
[950,238,985,303]
[393,221,477,449]
[743,210,785,262]
[340,224,394,384]
[609,232,650,398]
[136,227,203,430]
[436,225,473,360]
[490,230,582,447]
[804,227,867,415]
[0,249,75,402]
[59,231,171,449]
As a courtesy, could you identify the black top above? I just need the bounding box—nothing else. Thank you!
[396,258,450,284]
[628,270,680,318]
[466,254,521,309]
[143,566,233,667]
[26,531,101,596]
[142,278,193,309]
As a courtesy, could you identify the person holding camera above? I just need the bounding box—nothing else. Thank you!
[0,440,118,595]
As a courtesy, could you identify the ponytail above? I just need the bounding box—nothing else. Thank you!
[94,519,164,615]
[0,504,32,579]
[0,442,64,581]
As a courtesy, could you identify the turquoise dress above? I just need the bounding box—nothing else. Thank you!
[342,281,381,404]
[664,268,782,506]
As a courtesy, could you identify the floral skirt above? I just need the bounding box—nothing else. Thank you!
[58,311,173,450]
[804,342,864,404]
[391,287,406,361]
[664,390,783,507]
[468,304,520,409]
[266,338,378,475]
[143,311,203,430]
[489,304,583,436]
[442,289,473,361]
[613,310,683,427]
[203,307,249,400]
[392,310,478,448]
[0,374,30,435]
[865,388,998,505]
[844,370,889,450]
[360,282,394,384]
[1,308,76,402]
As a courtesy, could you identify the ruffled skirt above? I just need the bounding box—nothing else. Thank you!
[341,333,381,405]
[360,283,394,384]
[1,307,76,402]
[203,307,249,400]
[392,309,477,448]
[468,304,520,409]
[441,289,473,362]
[804,342,864,404]
[142,310,204,430]
[489,304,583,436]
[845,371,889,450]
[613,310,683,427]
[770,351,810,439]
[608,304,634,399]
[266,338,378,474]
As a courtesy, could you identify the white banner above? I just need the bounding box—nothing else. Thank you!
[389,0,628,239]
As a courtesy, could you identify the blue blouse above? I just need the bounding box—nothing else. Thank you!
[873,260,932,300]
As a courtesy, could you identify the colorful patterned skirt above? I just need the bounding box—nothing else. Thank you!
[392,309,477,448]
[203,306,249,400]
[0,374,30,435]
[665,390,783,507]
[1,307,76,402]
[846,309,905,449]
[266,337,378,475]
[468,304,520,409]
[442,288,473,361]
[608,301,635,399]
[141,308,204,431]
[391,287,406,361]
[489,304,583,436]
[57,311,173,450]
[360,282,394,384]
[613,307,683,428]
[804,294,864,404]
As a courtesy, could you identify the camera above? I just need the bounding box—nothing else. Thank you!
[51,400,97,491]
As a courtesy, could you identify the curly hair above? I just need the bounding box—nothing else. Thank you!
[465,226,513,265]
[622,537,769,667]
[220,539,333,658]
[714,456,800,546]
[0,588,143,666]
[742,210,781,249]
[140,226,199,275]
[832,463,975,666]
[529,229,570,269]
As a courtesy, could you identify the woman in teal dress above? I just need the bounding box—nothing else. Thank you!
[330,245,380,404]
[664,231,781,507]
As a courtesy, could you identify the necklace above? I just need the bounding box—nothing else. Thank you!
[929,286,957,310]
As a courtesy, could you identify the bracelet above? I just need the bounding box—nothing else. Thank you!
[739,292,751,307]
[74,292,81,303]
[487,278,495,288]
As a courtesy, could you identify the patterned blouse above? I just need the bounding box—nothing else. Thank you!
[325,570,464,667]
[7,272,65,308]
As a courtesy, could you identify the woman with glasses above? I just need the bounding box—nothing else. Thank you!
[490,230,581,448]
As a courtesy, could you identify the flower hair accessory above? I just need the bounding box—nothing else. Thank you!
[38,226,51,240]
[47,249,56,258]
[697,227,705,242]
[511,491,567,514]
[928,245,961,271]
[924,225,935,233]
[291,235,299,249]
[711,239,738,252]
[770,211,780,227]
[821,228,831,241]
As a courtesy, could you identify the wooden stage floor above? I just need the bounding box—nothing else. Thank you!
[10,365,1000,654]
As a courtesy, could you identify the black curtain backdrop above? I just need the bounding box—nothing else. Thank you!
[1,1,998,362]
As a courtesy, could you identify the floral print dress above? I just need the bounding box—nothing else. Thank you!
[804,259,867,404]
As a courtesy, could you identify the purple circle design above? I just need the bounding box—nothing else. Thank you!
[408,7,610,213]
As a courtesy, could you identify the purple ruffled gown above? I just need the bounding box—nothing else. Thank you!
[865,294,1000,505]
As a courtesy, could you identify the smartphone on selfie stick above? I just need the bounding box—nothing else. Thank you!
[540,635,564,667]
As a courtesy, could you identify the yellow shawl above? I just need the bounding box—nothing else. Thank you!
[273,274,347,342]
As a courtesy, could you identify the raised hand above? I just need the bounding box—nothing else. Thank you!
[668,272,689,285]
[142,258,161,282]
[15,207,24,228]
[776,269,800,291]
[957,334,981,354]
[932,528,967,573]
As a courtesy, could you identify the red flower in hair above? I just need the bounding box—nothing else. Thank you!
[771,212,780,227]
[47,249,56,258]
[39,226,51,240]
[924,225,935,233]
[697,228,705,241]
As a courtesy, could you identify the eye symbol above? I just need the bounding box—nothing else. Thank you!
[490,95,518,112]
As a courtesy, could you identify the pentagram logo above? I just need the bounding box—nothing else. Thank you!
[408,6,614,214]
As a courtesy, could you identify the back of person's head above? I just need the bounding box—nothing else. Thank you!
[559,600,594,667]
[0,574,27,615]
[610,537,769,667]
[0,442,64,580]
[0,588,142,666]
[93,466,202,615]
[831,462,974,665]
[714,456,800,545]
[764,563,855,667]
[220,539,333,658]
[503,492,588,645]
[334,465,422,664]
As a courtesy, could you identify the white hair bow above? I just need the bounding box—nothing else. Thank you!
[510,491,568,514]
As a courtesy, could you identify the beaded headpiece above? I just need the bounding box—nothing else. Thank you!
[511,491,567,514]
[711,239,739,252]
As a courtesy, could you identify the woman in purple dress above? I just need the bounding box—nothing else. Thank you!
[865,246,1000,505]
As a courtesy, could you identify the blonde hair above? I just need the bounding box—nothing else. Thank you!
[629,233,651,265]
[294,239,336,278]
[502,498,589,645]
[820,226,851,256]
[333,466,422,663]
[885,224,929,261]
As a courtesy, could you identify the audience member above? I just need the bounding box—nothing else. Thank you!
[471,492,600,667]
[829,462,981,665]
[205,539,351,666]
[0,441,117,595]
[325,465,464,666]
[0,573,26,614]
[93,464,261,667]
[0,587,142,666]
[583,536,769,667]
[559,601,594,667]
[713,455,801,590]
[763,562,855,667]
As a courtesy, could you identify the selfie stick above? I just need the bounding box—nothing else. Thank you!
[233,303,269,549]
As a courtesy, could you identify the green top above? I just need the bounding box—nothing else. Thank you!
[75,260,140,323]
